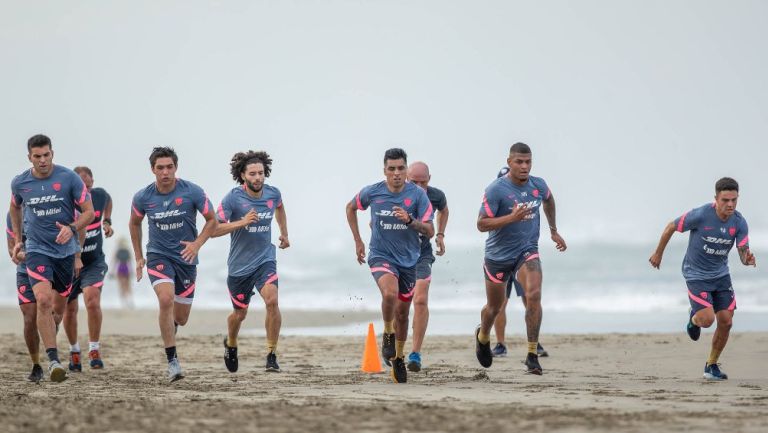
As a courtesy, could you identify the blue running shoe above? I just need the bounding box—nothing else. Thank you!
[407,352,422,372]
[491,343,507,357]
[703,363,728,380]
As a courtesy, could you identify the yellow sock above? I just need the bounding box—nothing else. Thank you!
[528,341,538,354]
[31,352,40,364]
[384,320,395,334]
[267,339,278,354]
[395,340,405,358]
[478,331,491,344]
[227,336,237,347]
[707,348,722,366]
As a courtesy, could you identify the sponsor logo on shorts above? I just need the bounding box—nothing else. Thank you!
[382,263,390,268]
[183,280,191,286]
[236,294,245,300]
[496,272,504,279]
[36,265,46,273]
[156,264,165,271]
[18,286,26,293]
[700,292,708,299]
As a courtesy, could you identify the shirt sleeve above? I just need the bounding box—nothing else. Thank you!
[10,177,22,208]
[217,193,232,223]
[353,185,372,211]
[673,207,703,233]
[131,191,145,218]
[192,184,213,216]
[736,217,749,248]
[535,178,551,200]
[5,213,14,241]
[479,184,501,218]
[274,187,283,208]
[435,189,447,211]
[70,171,90,206]
[416,188,434,222]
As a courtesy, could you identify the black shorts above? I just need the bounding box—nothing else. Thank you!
[16,272,35,305]
[687,275,736,314]
[483,251,539,299]
[227,261,278,309]
[24,252,75,298]
[146,253,197,305]
[368,257,416,302]
[69,259,108,302]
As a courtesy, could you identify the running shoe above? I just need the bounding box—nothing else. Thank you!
[381,332,395,367]
[391,356,407,383]
[703,363,728,380]
[89,350,104,369]
[475,325,492,368]
[491,343,508,357]
[27,364,43,383]
[223,338,238,373]
[525,352,543,375]
[265,352,280,372]
[687,316,701,342]
[49,360,68,383]
[68,351,82,372]
[407,352,422,372]
[167,358,184,383]
[537,343,549,357]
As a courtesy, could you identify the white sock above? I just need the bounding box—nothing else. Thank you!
[70,342,80,353]
[89,341,100,351]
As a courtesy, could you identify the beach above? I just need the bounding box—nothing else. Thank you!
[1,307,767,433]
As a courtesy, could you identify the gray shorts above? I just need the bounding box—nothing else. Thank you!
[415,256,435,281]
[69,259,108,301]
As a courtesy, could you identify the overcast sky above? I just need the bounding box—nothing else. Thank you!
[2,1,766,252]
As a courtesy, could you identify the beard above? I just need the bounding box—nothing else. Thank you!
[246,180,263,193]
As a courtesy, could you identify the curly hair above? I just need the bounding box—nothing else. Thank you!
[230,151,272,184]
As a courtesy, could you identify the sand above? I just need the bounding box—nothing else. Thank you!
[1,307,767,433]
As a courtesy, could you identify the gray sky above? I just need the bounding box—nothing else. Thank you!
[2,1,766,252]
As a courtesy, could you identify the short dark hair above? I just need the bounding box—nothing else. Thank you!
[230,151,272,184]
[509,142,531,154]
[73,166,93,177]
[27,134,52,152]
[384,148,407,165]
[149,147,178,168]
[715,177,739,194]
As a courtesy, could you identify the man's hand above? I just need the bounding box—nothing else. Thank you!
[11,242,23,265]
[103,222,114,238]
[180,240,201,264]
[509,202,533,223]
[742,249,757,267]
[649,252,663,269]
[279,235,290,249]
[240,209,259,227]
[135,257,146,282]
[55,222,74,244]
[355,239,366,264]
[14,249,26,264]
[392,206,411,224]
[435,235,446,256]
[74,256,83,278]
[551,231,567,252]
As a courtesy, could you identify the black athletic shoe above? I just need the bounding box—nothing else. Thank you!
[265,352,280,372]
[223,338,238,373]
[686,318,701,341]
[391,356,407,383]
[475,325,492,368]
[381,332,395,367]
[27,364,43,383]
[537,343,549,357]
[525,352,543,375]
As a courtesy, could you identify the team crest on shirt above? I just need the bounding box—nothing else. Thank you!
[156,264,165,271]
[37,265,45,273]
[267,199,274,209]
[729,227,736,236]
[404,198,412,207]
[532,189,539,198]
[175,197,183,206]
[52,182,61,191]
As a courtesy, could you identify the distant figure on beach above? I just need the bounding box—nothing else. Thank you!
[475,142,566,375]
[112,237,134,308]
[491,166,549,359]
[129,147,217,382]
[649,177,755,380]
[346,148,435,383]
[6,212,42,382]
[10,134,95,383]
[213,150,289,374]
[404,161,449,372]
[62,166,113,372]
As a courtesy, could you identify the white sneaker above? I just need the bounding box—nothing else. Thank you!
[48,360,68,383]
[167,358,184,383]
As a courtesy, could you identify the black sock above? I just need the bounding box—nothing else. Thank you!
[46,348,59,363]
[165,346,177,362]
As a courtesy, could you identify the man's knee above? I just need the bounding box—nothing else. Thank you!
[157,293,174,310]
[231,308,248,322]
[716,313,733,329]
[695,312,715,328]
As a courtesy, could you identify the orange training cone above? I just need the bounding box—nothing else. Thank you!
[361,322,384,373]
